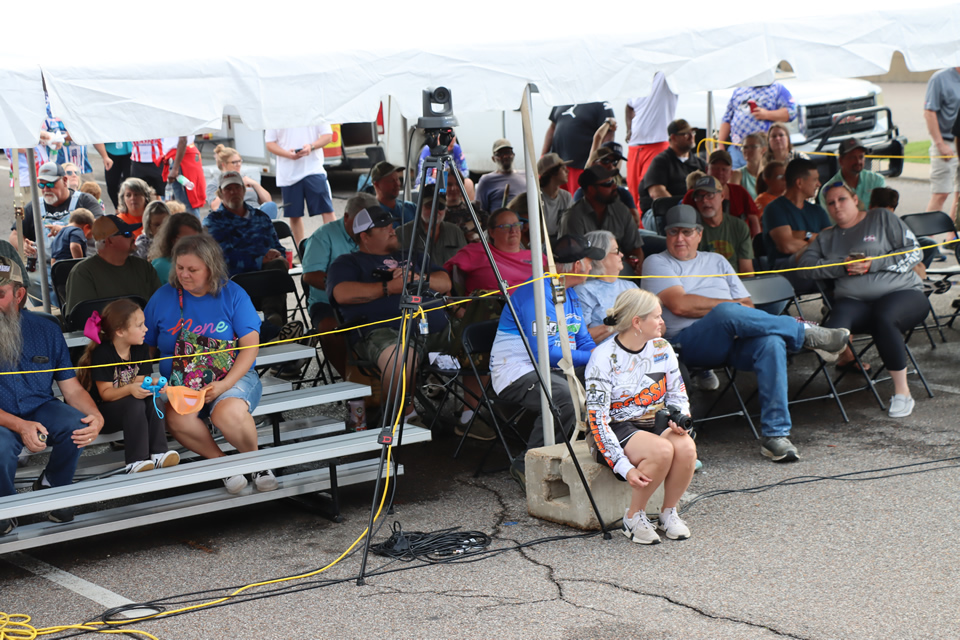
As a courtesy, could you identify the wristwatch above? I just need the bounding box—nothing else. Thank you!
[804,231,814,241]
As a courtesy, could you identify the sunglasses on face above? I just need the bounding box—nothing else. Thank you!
[493,222,523,231]
[596,180,616,188]
[64,170,78,176]
[38,181,59,189]
[599,156,619,165]
[667,227,698,237]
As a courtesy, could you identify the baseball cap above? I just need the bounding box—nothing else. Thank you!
[492,138,513,154]
[596,147,626,163]
[578,166,619,189]
[92,215,142,241]
[218,170,245,189]
[601,141,624,156]
[693,176,722,194]
[537,152,571,176]
[0,257,24,287]
[371,161,403,183]
[420,183,446,208]
[37,162,65,182]
[837,138,867,157]
[663,205,701,231]
[553,234,604,263]
[708,149,733,165]
[352,205,396,234]
[667,119,694,136]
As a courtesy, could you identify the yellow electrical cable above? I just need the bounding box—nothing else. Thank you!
[699,137,956,160]
[0,313,414,638]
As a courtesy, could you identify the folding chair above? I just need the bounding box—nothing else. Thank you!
[272,220,304,261]
[794,280,933,412]
[651,196,683,235]
[66,295,148,332]
[454,320,527,474]
[231,268,308,326]
[901,211,960,334]
[742,274,849,423]
[51,258,84,312]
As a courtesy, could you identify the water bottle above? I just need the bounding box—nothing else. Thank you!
[176,174,195,190]
[164,183,175,201]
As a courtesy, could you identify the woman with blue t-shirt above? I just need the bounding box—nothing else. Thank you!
[144,234,278,495]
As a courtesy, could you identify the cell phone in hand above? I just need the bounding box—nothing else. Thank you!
[848,252,866,261]
[748,99,758,113]
[293,148,303,154]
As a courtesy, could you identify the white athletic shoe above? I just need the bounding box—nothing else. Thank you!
[151,451,180,469]
[888,394,915,418]
[622,509,661,545]
[657,507,691,540]
[253,469,279,492]
[125,460,154,474]
[223,474,248,495]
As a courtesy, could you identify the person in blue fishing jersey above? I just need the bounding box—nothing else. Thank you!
[490,234,600,487]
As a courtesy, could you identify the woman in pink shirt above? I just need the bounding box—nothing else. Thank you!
[444,208,545,294]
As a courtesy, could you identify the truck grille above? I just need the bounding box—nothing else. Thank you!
[803,96,877,138]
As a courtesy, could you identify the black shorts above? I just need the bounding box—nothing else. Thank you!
[592,418,668,471]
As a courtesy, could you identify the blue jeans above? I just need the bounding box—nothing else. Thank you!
[171,181,201,217]
[0,398,86,497]
[673,302,805,437]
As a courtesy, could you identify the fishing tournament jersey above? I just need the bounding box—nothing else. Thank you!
[584,336,689,479]
[489,280,596,395]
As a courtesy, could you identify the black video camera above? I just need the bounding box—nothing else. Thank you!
[654,404,693,432]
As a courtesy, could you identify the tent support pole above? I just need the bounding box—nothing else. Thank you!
[26,149,51,313]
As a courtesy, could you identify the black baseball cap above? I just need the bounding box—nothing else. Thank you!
[837,138,867,157]
[578,166,619,189]
[554,234,604,263]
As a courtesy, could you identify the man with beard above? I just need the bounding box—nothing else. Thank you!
[442,169,487,244]
[371,162,416,227]
[399,184,467,266]
[559,167,645,275]
[475,139,527,214]
[689,176,754,274]
[639,119,707,213]
[8,162,103,263]
[327,206,452,427]
[63,216,161,316]
[0,258,104,535]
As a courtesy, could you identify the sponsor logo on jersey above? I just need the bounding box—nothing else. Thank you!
[610,375,666,411]
[653,352,668,363]
[652,339,669,349]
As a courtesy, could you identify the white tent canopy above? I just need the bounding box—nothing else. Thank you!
[2,0,960,147]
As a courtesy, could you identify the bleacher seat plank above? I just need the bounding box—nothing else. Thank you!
[0,460,403,554]
[0,426,430,522]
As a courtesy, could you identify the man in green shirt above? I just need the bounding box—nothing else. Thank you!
[63,216,161,316]
[399,184,467,266]
[691,177,754,274]
[819,138,886,214]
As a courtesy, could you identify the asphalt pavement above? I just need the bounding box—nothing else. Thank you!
[2,81,960,639]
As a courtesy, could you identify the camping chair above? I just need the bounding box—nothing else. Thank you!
[454,320,527,475]
[794,280,933,412]
[901,211,959,335]
[51,258,84,313]
[651,196,682,235]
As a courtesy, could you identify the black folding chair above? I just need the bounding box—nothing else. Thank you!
[272,220,304,262]
[901,210,959,335]
[794,280,933,412]
[651,196,683,235]
[51,258,84,312]
[232,268,307,326]
[66,295,148,333]
[455,320,527,474]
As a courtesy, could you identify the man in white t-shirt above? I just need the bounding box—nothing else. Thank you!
[265,126,335,247]
[641,205,849,463]
[625,72,678,204]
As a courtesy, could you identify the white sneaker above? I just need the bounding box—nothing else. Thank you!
[253,469,279,492]
[622,508,661,545]
[223,474,248,495]
[888,394,915,418]
[696,370,720,391]
[151,451,180,469]
[657,507,691,540]
[125,460,154,474]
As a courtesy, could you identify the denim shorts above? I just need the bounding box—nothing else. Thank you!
[202,369,263,418]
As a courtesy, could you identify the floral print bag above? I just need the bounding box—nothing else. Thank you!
[169,288,237,390]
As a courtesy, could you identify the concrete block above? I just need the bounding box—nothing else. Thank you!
[525,441,663,531]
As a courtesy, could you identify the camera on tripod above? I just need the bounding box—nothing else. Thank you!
[654,404,693,432]
[418,87,459,157]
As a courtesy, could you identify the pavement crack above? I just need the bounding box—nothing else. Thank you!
[563,577,811,639]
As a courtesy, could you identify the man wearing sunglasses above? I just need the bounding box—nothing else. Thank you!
[642,205,850,463]
[572,145,640,227]
[399,183,466,266]
[63,216,161,315]
[688,176,754,275]
[560,167,645,275]
[8,162,103,266]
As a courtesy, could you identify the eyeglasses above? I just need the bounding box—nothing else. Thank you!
[64,170,78,176]
[607,249,622,256]
[666,227,699,237]
[227,159,243,166]
[596,180,616,188]
[38,180,59,189]
[693,192,718,201]
[492,222,523,231]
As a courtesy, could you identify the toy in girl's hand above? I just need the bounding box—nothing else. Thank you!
[142,376,167,419]
[141,375,167,395]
